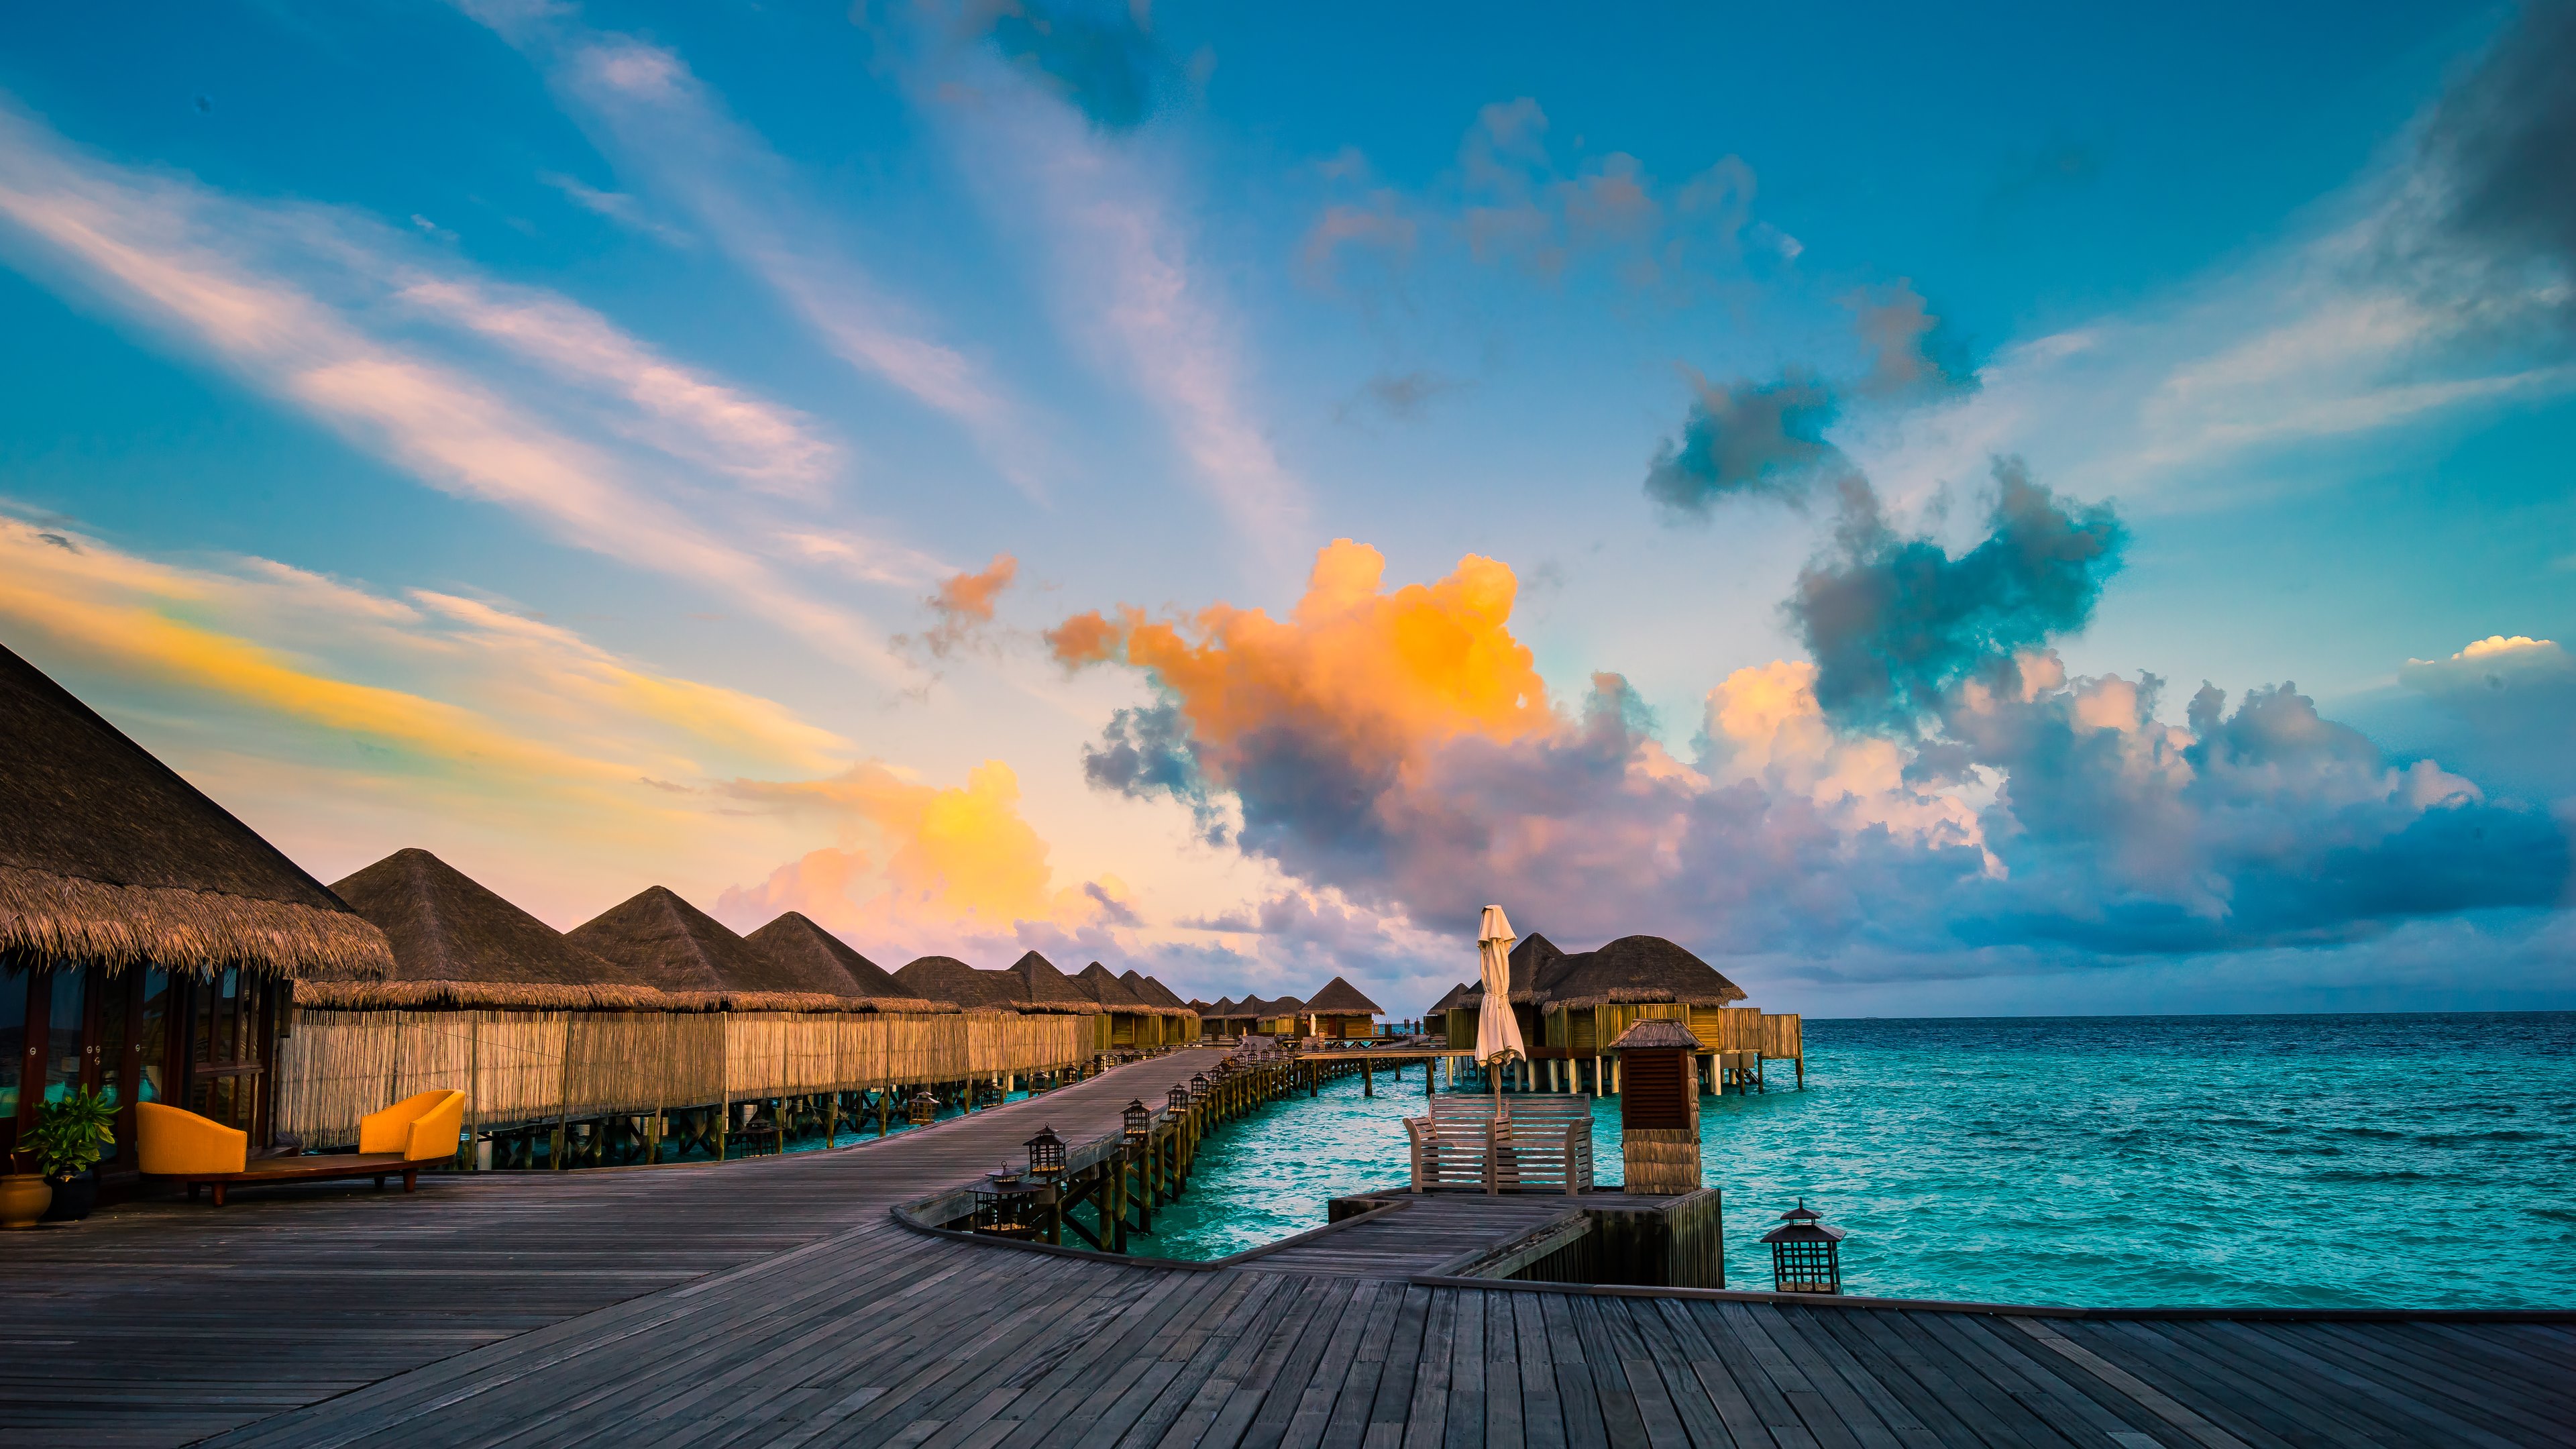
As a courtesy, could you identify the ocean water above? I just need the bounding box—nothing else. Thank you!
[1139,1012,2576,1309]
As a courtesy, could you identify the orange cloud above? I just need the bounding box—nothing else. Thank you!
[717,758,1134,954]
[911,553,1018,657]
[1051,538,1554,783]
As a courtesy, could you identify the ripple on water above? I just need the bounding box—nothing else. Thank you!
[1144,1012,2576,1309]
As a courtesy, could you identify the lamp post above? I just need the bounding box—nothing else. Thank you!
[1123,1098,1152,1143]
[906,1088,936,1127]
[1024,1124,1067,1180]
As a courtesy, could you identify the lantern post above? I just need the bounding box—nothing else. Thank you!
[1609,1018,1701,1193]
[1762,1199,1845,1294]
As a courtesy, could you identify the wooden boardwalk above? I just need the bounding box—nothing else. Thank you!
[3,1046,2568,1448]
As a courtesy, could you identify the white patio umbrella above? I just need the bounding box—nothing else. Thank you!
[1476,904,1524,1097]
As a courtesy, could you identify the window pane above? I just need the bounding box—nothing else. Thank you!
[0,968,23,1124]
[97,972,127,1109]
[137,970,168,1104]
[44,970,85,1103]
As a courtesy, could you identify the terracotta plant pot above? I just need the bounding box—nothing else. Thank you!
[0,1173,52,1230]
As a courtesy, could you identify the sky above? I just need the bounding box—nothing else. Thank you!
[1,0,2571,1018]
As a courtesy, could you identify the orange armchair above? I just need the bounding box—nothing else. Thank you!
[359,1089,466,1162]
[136,1102,248,1176]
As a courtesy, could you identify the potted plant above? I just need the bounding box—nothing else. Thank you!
[30,1086,115,1223]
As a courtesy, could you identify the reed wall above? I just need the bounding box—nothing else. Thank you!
[277,1005,1100,1147]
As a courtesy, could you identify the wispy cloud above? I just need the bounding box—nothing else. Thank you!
[0,513,853,790]
[458,8,1052,496]
[0,97,906,674]
[931,48,1309,561]
[1847,8,2576,516]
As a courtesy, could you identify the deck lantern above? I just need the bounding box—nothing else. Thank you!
[1762,1199,1845,1295]
[1124,1098,1152,1141]
[1167,1085,1191,1114]
[1189,1072,1211,1102]
[906,1088,936,1126]
[1025,1124,1067,1179]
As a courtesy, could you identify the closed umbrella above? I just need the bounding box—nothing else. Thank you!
[1477,904,1523,1098]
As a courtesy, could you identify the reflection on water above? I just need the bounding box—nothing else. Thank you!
[1146,1013,2576,1309]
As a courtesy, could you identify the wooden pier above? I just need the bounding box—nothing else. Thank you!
[1,1046,2567,1448]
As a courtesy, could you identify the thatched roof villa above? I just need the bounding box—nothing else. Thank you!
[315,848,643,1011]
[1073,961,1154,1051]
[742,913,938,1013]
[0,640,394,1173]
[894,954,1012,1010]
[1438,930,1778,1066]
[1301,975,1384,1038]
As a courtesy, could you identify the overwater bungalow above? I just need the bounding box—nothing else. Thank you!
[1445,930,1802,1091]
[1120,969,1198,1046]
[1244,995,1307,1037]
[1421,982,1474,1044]
[1301,975,1384,1038]
[741,913,928,1011]
[1073,961,1155,1051]
[0,642,392,1182]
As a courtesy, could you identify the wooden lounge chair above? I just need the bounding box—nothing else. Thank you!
[139,1090,465,1206]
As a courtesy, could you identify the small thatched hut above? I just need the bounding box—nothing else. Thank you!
[743,913,929,1012]
[1073,962,1154,1051]
[894,955,1012,1010]
[1122,969,1199,1044]
[1302,975,1384,1038]
[317,848,644,1011]
[0,641,390,1169]
[1424,982,1474,1045]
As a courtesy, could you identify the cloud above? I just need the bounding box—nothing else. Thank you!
[1847,278,1976,397]
[0,98,904,674]
[924,38,1309,557]
[2400,0,2576,329]
[1049,528,2556,968]
[1643,368,1847,515]
[1851,7,2576,518]
[1306,99,1768,299]
[461,11,1051,493]
[1790,460,2127,731]
[712,757,1140,957]
[2396,634,2576,802]
[905,552,1018,657]
[1338,369,1464,423]
[973,0,1171,131]
[537,169,690,244]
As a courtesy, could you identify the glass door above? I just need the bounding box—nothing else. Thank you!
[183,969,273,1141]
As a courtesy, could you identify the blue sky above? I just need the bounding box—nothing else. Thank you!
[0,0,2568,1016]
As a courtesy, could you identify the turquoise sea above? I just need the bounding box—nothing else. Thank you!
[1138,1012,2576,1309]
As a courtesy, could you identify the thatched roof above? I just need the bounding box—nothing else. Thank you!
[1538,935,1748,1010]
[312,848,643,1010]
[998,949,1097,1014]
[1075,961,1151,1014]
[1456,932,1577,1006]
[1303,975,1383,1016]
[894,955,1008,1010]
[1243,994,1305,1017]
[1185,998,1213,1013]
[1122,969,1193,1014]
[566,886,755,994]
[1609,1017,1702,1051]
[1424,981,1475,1015]
[745,913,947,1012]
[0,641,391,980]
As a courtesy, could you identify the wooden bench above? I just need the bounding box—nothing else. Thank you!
[174,1153,431,1208]
[1404,1094,1595,1194]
